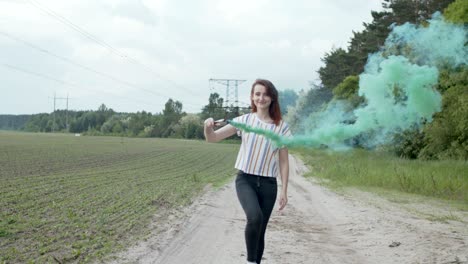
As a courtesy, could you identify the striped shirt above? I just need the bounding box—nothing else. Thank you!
[233,113,292,177]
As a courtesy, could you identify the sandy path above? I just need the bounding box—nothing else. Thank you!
[109,155,468,264]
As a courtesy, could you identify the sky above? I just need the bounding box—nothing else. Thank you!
[0,0,384,115]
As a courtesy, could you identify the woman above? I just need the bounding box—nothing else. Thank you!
[204,79,291,264]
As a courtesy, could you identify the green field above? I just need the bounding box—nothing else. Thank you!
[0,132,239,263]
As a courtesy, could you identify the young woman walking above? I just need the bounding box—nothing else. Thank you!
[204,79,291,264]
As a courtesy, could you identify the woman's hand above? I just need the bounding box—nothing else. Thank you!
[278,190,288,211]
[204,117,237,143]
[204,118,214,129]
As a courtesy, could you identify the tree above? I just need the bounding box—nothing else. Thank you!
[278,89,298,116]
[391,68,468,160]
[348,10,394,74]
[332,75,364,110]
[80,112,97,132]
[419,68,468,160]
[200,93,225,120]
[95,104,114,131]
[0,115,30,130]
[392,127,426,159]
[176,114,204,139]
[317,48,360,90]
[161,99,184,137]
[383,0,455,25]
[24,113,50,132]
[284,85,333,133]
[444,0,468,24]
[127,112,147,136]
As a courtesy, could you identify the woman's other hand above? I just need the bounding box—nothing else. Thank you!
[278,190,288,211]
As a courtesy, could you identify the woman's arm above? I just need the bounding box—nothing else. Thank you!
[278,148,289,211]
[204,118,237,143]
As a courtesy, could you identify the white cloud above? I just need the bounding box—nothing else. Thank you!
[0,0,383,114]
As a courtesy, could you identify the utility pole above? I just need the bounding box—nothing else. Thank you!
[65,93,69,131]
[53,92,56,133]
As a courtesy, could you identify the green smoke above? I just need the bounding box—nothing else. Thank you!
[385,12,467,68]
[230,13,467,149]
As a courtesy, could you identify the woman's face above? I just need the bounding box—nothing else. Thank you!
[251,84,272,110]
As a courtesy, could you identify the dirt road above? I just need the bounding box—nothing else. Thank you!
[110,155,468,264]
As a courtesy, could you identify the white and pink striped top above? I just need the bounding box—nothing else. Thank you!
[233,113,292,177]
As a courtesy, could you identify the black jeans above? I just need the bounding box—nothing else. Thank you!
[235,171,277,264]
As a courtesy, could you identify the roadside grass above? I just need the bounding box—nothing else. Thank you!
[0,131,239,263]
[292,148,468,211]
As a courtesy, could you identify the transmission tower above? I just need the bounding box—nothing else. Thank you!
[209,78,246,108]
[51,93,71,132]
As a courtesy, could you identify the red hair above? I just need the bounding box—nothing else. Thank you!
[250,79,282,126]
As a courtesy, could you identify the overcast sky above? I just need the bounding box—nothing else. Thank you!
[0,0,383,114]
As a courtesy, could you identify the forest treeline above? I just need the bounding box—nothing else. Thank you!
[0,94,244,139]
[1,0,466,160]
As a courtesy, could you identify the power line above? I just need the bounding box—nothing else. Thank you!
[4,63,76,87]
[0,31,175,102]
[2,63,160,109]
[27,0,200,98]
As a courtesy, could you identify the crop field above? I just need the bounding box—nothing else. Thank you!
[0,131,239,263]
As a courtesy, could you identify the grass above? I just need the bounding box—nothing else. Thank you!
[0,131,239,263]
[292,148,468,210]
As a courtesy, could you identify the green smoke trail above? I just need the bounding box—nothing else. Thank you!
[229,13,466,149]
[228,120,291,146]
[229,119,355,148]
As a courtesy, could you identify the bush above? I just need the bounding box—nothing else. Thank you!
[419,68,468,160]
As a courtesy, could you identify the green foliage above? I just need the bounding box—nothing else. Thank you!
[318,48,361,90]
[23,113,50,132]
[200,93,225,120]
[161,99,184,137]
[332,75,364,110]
[278,89,299,115]
[319,9,395,91]
[66,105,114,133]
[392,127,426,159]
[383,0,455,25]
[444,0,468,23]
[100,115,129,135]
[348,10,394,72]
[224,105,244,121]
[200,92,243,122]
[17,100,191,139]
[128,111,153,136]
[385,68,467,160]
[6,92,240,141]
[175,114,204,139]
[437,68,468,93]
[0,115,30,130]
[284,86,333,133]
[419,68,468,160]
